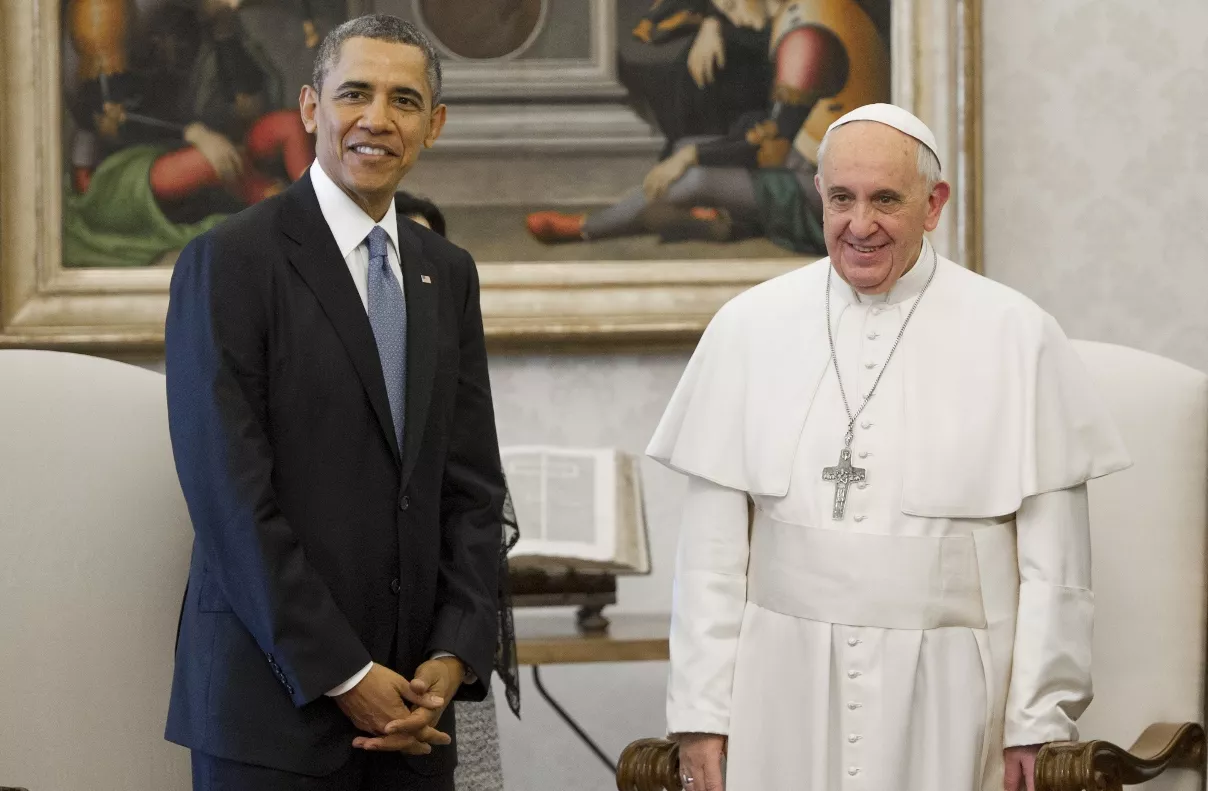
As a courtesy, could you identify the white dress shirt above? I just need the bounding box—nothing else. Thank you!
[310,157,405,312]
[310,161,470,697]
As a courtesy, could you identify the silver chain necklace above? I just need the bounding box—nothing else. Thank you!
[821,243,938,519]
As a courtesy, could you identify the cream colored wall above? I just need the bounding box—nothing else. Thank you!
[982,0,1208,368]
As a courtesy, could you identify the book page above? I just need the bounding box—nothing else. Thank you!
[503,446,648,573]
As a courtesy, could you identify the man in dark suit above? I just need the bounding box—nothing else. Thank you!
[164,14,504,791]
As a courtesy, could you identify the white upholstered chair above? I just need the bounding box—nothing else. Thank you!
[0,349,510,791]
[0,350,193,791]
[617,340,1208,790]
[1038,340,1208,790]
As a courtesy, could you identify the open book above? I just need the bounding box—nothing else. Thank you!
[502,446,652,575]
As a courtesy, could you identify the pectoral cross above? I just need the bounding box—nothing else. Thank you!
[822,447,865,520]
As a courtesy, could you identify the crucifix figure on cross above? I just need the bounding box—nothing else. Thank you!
[822,447,866,520]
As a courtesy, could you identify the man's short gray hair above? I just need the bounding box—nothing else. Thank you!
[816,125,942,190]
[312,14,443,104]
[915,144,941,190]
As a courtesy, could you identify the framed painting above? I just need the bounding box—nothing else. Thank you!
[0,0,980,353]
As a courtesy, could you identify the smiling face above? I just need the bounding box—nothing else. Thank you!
[300,36,446,220]
[814,121,950,295]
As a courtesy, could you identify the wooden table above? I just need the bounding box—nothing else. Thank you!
[515,612,670,776]
[516,612,670,665]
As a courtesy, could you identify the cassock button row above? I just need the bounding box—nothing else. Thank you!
[848,734,862,743]
[848,767,861,776]
[847,637,861,647]
[857,482,868,490]
[398,495,410,511]
[858,451,870,458]
[390,578,402,594]
[847,702,862,710]
[864,362,877,369]
[853,515,867,522]
[867,331,880,340]
[847,670,861,679]
[861,421,873,429]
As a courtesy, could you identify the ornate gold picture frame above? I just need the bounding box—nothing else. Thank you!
[0,0,979,353]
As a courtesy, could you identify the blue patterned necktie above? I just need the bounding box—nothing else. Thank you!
[366,225,407,450]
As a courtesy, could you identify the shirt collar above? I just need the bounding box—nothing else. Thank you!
[310,159,400,259]
[832,238,937,307]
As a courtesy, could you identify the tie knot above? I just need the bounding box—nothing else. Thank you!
[366,226,390,262]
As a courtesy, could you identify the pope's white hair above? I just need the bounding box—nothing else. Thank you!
[816,124,942,190]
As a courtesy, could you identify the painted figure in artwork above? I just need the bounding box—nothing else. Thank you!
[622,0,774,156]
[62,0,317,267]
[527,0,890,255]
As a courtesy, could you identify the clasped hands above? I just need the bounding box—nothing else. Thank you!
[334,657,464,755]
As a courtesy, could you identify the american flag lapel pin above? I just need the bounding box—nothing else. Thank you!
[420,274,432,284]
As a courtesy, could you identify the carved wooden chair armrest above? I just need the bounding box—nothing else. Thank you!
[1035,722,1205,790]
[616,738,682,791]
[616,724,1207,791]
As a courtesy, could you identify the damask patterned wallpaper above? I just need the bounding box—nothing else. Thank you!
[491,2,1208,787]
[983,0,1208,367]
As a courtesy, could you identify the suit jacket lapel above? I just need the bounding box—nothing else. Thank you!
[279,174,402,464]
[397,219,438,489]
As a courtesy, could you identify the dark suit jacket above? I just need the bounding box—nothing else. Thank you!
[163,173,505,777]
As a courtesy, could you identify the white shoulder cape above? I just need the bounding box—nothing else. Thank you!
[647,255,1131,517]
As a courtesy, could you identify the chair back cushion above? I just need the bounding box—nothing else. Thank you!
[1075,340,1208,789]
[0,351,191,790]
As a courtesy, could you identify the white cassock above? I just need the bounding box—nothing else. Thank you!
[647,242,1131,790]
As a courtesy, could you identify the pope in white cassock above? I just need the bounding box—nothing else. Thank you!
[646,103,1132,791]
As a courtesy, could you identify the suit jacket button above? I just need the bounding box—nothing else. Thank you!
[398,495,410,511]
[390,578,402,595]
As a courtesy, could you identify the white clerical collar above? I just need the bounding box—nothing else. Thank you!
[310,159,400,260]
[835,238,937,307]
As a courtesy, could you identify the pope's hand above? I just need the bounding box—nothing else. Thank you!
[677,732,726,791]
[643,145,698,201]
[687,17,726,88]
[1003,744,1040,791]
